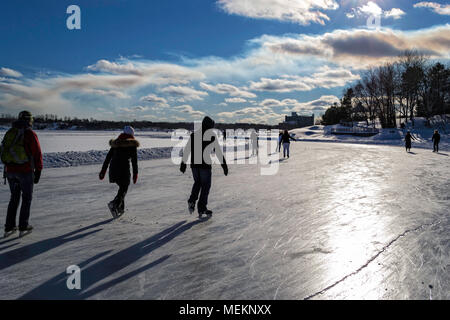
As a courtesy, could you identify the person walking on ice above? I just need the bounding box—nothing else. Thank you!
[180,116,228,218]
[404,130,416,152]
[250,130,259,156]
[432,130,440,153]
[99,126,139,218]
[281,129,296,158]
[1,111,43,238]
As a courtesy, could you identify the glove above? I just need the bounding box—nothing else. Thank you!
[99,170,106,180]
[180,162,187,174]
[34,170,41,184]
[133,173,138,184]
[222,164,228,176]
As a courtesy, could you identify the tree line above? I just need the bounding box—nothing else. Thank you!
[322,51,450,128]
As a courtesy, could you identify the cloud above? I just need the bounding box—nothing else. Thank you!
[0,67,23,78]
[139,94,169,107]
[174,104,205,118]
[86,59,205,85]
[225,97,247,103]
[414,2,450,15]
[217,0,339,25]
[287,95,340,113]
[346,1,405,20]
[266,25,450,67]
[159,86,208,102]
[384,8,406,20]
[199,82,256,98]
[249,66,360,92]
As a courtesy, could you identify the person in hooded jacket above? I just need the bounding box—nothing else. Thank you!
[281,129,296,158]
[180,116,228,218]
[432,130,440,153]
[405,131,416,152]
[99,126,139,217]
[2,111,42,237]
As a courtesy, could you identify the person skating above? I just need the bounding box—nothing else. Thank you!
[180,116,228,218]
[278,131,283,152]
[405,131,416,152]
[250,130,259,156]
[281,130,296,158]
[99,126,139,218]
[1,111,43,238]
[432,130,440,153]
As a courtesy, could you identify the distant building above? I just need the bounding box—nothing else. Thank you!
[280,112,314,128]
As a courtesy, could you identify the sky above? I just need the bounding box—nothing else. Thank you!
[0,0,449,124]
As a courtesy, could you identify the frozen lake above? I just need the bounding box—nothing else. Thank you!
[0,141,448,299]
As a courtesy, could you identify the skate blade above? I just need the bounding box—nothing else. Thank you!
[19,230,32,238]
[3,230,17,238]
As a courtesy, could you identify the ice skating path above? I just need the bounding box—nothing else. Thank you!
[0,142,448,299]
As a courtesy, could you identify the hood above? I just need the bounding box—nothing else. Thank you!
[109,135,140,148]
[202,116,215,132]
[12,120,32,130]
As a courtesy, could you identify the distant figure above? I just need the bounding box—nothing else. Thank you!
[99,126,139,218]
[278,131,283,152]
[281,130,296,158]
[180,116,228,218]
[432,130,441,153]
[250,130,258,156]
[223,129,227,142]
[1,111,43,238]
[405,131,416,152]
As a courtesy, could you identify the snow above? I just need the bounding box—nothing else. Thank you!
[290,117,450,151]
[0,141,448,300]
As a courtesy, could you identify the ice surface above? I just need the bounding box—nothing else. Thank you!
[0,141,448,300]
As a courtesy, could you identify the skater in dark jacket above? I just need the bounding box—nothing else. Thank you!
[404,131,416,152]
[99,126,139,217]
[281,130,296,158]
[2,111,42,238]
[432,130,441,153]
[180,116,228,218]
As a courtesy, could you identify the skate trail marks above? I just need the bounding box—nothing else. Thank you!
[303,220,441,300]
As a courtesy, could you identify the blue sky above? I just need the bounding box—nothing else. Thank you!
[0,0,449,124]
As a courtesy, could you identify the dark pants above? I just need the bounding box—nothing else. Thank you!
[113,181,129,212]
[5,172,34,231]
[189,167,212,212]
[433,142,439,152]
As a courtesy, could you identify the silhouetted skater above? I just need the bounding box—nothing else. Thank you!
[250,130,259,156]
[278,131,283,152]
[432,130,440,153]
[180,116,228,218]
[405,131,416,152]
[99,126,139,218]
[281,130,296,158]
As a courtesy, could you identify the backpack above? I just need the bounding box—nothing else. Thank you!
[0,128,30,165]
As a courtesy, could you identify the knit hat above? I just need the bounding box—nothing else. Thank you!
[123,126,135,136]
[18,110,33,121]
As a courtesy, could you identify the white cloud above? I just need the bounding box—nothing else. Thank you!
[199,82,256,98]
[414,2,450,15]
[159,86,208,102]
[249,66,360,92]
[225,97,247,103]
[217,0,339,25]
[346,2,405,20]
[140,94,169,107]
[0,67,23,78]
[174,104,205,118]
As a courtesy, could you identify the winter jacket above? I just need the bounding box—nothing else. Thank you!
[101,133,139,184]
[5,120,43,174]
[405,133,415,148]
[432,133,441,143]
[181,117,227,170]
[281,132,296,144]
